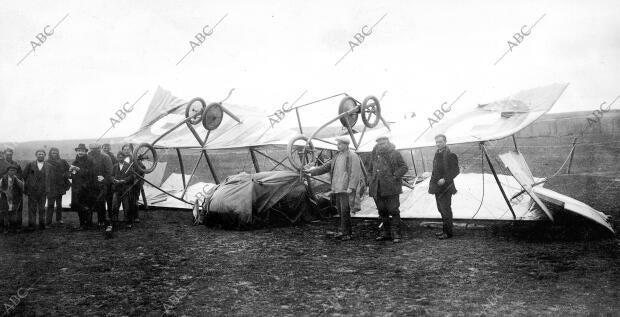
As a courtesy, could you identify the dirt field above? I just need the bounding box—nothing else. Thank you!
[1,208,618,316]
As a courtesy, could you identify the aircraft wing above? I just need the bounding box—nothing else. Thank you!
[325,83,569,152]
[125,86,300,149]
[498,150,554,221]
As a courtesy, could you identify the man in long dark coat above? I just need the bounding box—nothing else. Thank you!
[121,144,144,227]
[45,147,70,225]
[70,144,94,229]
[23,149,48,230]
[87,144,113,228]
[368,135,408,243]
[102,143,117,221]
[110,152,134,230]
[428,134,460,239]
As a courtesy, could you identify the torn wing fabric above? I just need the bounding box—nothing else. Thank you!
[139,86,187,131]
[125,86,300,149]
[498,150,554,221]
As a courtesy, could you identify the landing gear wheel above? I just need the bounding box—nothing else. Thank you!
[133,143,158,174]
[287,135,317,171]
[202,103,224,131]
[338,97,359,127]
[185,98,207,125]
[361,96,381,128]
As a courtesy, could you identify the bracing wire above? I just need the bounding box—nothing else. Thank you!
[469,145,486,222]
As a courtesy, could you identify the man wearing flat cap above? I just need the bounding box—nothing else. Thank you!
[368,134,408,243]
[429,134,459,239]
[305,137,364,241]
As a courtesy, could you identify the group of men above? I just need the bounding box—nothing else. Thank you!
[0,143,144,233]
[307,133,459,242]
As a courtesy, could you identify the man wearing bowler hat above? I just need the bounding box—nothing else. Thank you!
[305,137,364,241]
[368,134,408,243]
[70,144,94,229]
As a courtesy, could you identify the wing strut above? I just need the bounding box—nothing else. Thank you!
[481,142,517,220]
[249,148,261,172]
[182,150,206,198]
[176,148,187,190]
[203,150,219,184]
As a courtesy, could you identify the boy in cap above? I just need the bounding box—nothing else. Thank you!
[23,149,48,230]
[0,165,25,233]
[305,137,364,241]
[368,134,408,243]
[0,147,22,178]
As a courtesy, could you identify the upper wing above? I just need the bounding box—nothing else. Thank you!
[336,83,569,152]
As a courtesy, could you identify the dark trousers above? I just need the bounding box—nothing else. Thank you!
[111,190,130,227]
[1,207,21,231]
[92,184,107,224]
[125,190,137,224]
[130,184,142,220]
[334,193,352,236]
[435,193,453,237]
[1,206,18,230]
[0,208,6,230]
[15,204,23,230]
[46,195,63,224]
[28,194,46,228]
[374,194,402,238]
[74,190,92,227]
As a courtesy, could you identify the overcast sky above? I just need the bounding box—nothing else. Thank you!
[1,0,619,142]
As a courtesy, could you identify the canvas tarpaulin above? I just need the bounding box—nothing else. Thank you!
[204,170,316,228]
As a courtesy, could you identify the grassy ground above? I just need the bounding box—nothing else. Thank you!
[1,209,618,316]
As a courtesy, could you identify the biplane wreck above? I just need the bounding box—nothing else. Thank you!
[123,83,614,234]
